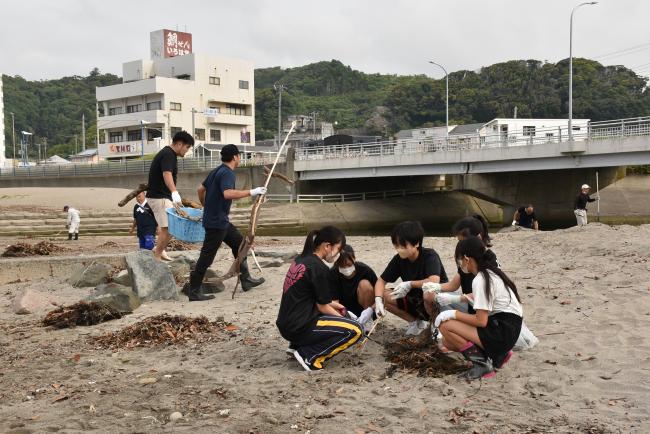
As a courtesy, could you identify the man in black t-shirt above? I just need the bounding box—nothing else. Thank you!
[374,221,448,336]
[184,144,267,302]
[146,131,194,261]
[129,191,158,250]
[574,184,597,226]
[512,204,539,230]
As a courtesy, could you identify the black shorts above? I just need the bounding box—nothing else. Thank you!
[396,288,429,321]
[477,312,522,360]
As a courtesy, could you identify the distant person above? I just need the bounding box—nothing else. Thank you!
[129,192,157,250]
[63,205,80,240]
[374,221,449,336]
[184,144,266,302]
[574,184,598,226]
[146,131,194,261]
[512,205,539,230]
[329,244,377,331]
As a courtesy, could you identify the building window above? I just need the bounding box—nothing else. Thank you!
[241,131,251,144]
[148,129,162,140]
[227,104,246,116]
[170,102,182,111]
[209,76,220,85]
[545,132,554,137]
[239,80,249,90]
[572,126,581,131]
[170,127,182,137]
[127,130,142,141]
[523,126,536,136]
[109,132,123,142]
[194,128,205,141]
[126,104,141,113]
[210,129,221,142]
[146,101,162,110]
[108,107,123,116]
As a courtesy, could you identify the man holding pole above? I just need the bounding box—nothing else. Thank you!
[574,184,599,226]
[184,144,267,302]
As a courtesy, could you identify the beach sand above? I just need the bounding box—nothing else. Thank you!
[0,220,649,432]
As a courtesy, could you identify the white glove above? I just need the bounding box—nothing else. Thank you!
[389,281,412,300]
[511,220,517,226]
[434,310,457,327]
[250,186,267,197]
[171,191,182,204]
[346,310,358,320]
[374,296,386,318]
[422,282,442,295]
[358,307,374,325]
[435,293,462,306]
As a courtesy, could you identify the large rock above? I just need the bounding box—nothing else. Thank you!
[255,250,299,262]
[68,263,113,288]
[86,283,141,313]
[126,250,180,301]
[13,288,50,314]
[202,279,225,294]
[168,257,192,283]
[112,269,132,287]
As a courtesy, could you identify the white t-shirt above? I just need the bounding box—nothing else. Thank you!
[67,208,81,224]
[471,270,523,317]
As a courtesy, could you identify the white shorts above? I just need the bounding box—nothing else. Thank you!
[148,198,173,228]
[68,221,80,234]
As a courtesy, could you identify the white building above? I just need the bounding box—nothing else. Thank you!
[482,118,590,145]
[96,29,255,160]
[0,76,5,167]
[395,125,455,145]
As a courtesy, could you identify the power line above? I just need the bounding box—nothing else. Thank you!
[594,42,650,61]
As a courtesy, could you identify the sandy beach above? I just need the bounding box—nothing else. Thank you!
[0,221,649,433]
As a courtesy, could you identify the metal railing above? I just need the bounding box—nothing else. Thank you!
[295,116,650,161]
[265,187,445,203]
[0,153,285,178]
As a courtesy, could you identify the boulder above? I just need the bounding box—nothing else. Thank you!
[112,269,132,287]
[202,279,225,294]
[13,288,50,315]
[255,250,299,262]
[86,283,141,313]
[68,263,113,288]
[259,258,285,268]
[168,257,192,283]
[126,250,180,301]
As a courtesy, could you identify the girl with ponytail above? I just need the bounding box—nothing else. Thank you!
[433,236,523,380]
[276,226,363,371]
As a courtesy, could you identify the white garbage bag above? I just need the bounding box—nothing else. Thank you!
[514,321,539,350]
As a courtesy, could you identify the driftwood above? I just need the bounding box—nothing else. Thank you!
[117,183,203,209]
[263,166,295,185]
[356,315,384,353]
[227,121,297,299]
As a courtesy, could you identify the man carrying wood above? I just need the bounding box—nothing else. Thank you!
[184,144,267,302]
[146,131,194,261]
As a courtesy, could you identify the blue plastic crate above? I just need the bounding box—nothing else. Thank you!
[166,207,205,242]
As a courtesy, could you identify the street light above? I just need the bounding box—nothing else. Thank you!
[274,82,286,149]
[140,120,150,157]
[569,1,598,141]
[10,112,16,164]
[20,131,33,166]
[429,61,449,139]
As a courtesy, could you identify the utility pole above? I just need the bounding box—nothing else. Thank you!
[44,138,47,161]
[311,111,319,139]
[75,135,78,155]
[273,83,286,149]
[10,112,16,164]
[81,113,86,151]
[429,61,449,139]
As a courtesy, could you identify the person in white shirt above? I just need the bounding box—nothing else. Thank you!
[63,205,81,240]
[434,236,523,380]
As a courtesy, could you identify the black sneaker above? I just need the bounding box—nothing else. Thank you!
[241,276,265,292]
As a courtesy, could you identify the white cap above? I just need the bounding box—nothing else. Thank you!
[581,184,590,189]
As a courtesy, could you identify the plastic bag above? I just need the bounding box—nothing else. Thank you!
[514,321,539,350]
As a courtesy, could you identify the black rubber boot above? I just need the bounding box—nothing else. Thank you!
[68,233,73,241]
[74,233,78,240]
[182,282,215,302]
[240,260,265,292]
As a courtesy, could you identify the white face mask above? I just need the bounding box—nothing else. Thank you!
[457,258,469,274]
[324,246,340,264]
[338,265,355,277]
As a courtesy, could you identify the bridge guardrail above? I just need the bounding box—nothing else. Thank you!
[265,187,446,203]
[0,154,285,178]
[295,116,650,161]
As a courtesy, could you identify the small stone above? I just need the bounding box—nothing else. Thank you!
[218,409,230,417]
[138,377,157,385]
[169,411,183,421]
[12,288,50,314]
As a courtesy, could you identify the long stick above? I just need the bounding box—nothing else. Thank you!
[356,315,384,354]
[229,121,297,299]
[596,170,600,222]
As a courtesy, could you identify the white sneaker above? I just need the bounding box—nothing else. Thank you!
[290,349,312,371]
[405,320,429,336]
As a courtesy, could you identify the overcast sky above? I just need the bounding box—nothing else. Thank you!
[1,0,649,81]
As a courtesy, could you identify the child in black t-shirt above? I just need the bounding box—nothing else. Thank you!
[276,226,363,371]
[373,221,448,336]
[329,245,378,331]
[129,192,158,250]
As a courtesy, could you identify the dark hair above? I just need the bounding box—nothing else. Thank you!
[391,221,424,251]
[336,244,356,267]
[455,236,520,304]
[300,226,346,257]
[452,215,492,247]
[172,131,195,147]
[63,205,69,211]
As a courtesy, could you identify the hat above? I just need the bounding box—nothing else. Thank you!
[220,144,240,158]
[581,184,590,189]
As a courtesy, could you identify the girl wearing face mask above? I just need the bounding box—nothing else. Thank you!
[330,245,378,331]
[434,236,523,380]
[276,226,363,371]
[374,221,449,336]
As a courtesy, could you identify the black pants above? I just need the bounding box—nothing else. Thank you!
[189,224,244,289]
[292,315,363,370]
